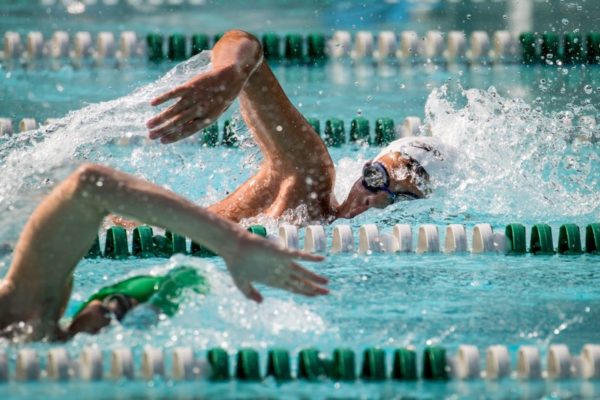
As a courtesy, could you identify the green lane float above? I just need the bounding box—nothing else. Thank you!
[168,33,187,61]
[132,225,155,258]
[586,223,600,253]
[586,32,600,64]
[222,119,238,147]
[324,118,345,146]
[266,349,292,381]
[85,236,101,259]
[392,348,418,380]
[297,348,324,381]
[361,348,386,381]
[307,117,320,135]
[190,241,216,257]
[374,118,395,145]
[191,33,209,56]
[151,235,171,257]
[530,224,554,255]
[564,32,583,64]
[350,117,370,143]
[541,32,560,63]
[165,231,187,254]
[307,33,326,61]
[202,123,219,147]
[505,223,526,254]
[146,33,164,62]
[285,34,304,61]
[104,227,129,259]
[207,348,229,380]
[236,348,261,381]
[422,346,448,380]
[331,348,356,381]
[262,33,281,60]
[519,32,537,64]
[247,225,267,237]
[558,223,582,254]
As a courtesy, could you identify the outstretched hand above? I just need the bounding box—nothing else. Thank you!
[146,65,245,144]
[222,235,329,303]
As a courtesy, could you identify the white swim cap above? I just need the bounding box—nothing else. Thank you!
[374,136,456,178]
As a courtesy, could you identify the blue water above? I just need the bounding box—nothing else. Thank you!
[2,1,600,398]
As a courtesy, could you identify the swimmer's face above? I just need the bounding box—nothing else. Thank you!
[337,153,426,219]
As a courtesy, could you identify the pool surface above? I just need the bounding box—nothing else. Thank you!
[1,0,600,398]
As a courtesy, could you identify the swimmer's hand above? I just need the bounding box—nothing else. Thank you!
[222,234,329,303]
[146,65,245,144]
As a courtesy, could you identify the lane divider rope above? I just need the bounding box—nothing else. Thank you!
[84,222,600,259]
[2,344,600,383]
[4,30,600,65]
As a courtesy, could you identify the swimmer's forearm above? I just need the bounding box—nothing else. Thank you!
[211,30,263,83]
[80,165,250,256]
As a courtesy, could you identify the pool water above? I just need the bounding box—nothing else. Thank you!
[2,1,600,398]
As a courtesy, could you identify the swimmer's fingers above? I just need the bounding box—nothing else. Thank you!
[146,98,192,129]
[288,262,329,286]
[160,118,207,144]
[149,107,201,140]
[283,248,325,262]
[281,275,328,297]
[150,85,188,107]
[233,277,263,303]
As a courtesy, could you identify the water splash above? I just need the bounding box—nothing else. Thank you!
[424,84,599,221]
[0,53,214,243]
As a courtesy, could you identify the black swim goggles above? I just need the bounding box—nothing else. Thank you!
[361,161,422,203]
[102,294,135,321]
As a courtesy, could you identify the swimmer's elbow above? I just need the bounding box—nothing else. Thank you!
[216,30,263,67]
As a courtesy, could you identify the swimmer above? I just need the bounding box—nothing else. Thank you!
[147,30,456,223]
[0,164,327,340]
[68,266,208,337]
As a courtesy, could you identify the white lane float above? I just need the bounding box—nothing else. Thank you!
[353,31,374,59]
[279,224,299,249]
[359,224,382,254]
[402,116,421,137]
[399,31,420,60]
[172,347,195,380]
[0,118,13,136]
[50,31,70,58]
[376,31,397,60]
[47,348,71,381]
[449,345,481,380]
[119,31,138,59]
[517,346,542,379]
[446,30,467,62]
[16,349,40,381]
[26,32,44,60]
[416,224,439,254]
[3,32,22,59]
[111,347,134,380]
[392,224,412,252]
[80,347,103,381]
[486,345,510,379]
[493,30,518,63]
[304,225,327,253]
[424,30,445,61]
[19,118,38,132]
[444,224,468,253]
[142,346,165,379]
[331,224,354,253]
[74,31,93,58]
[547,344,572,379]
[329,30,352,58]
[472,223,495,253]
[469,31,491,63]
[96,32,116,58]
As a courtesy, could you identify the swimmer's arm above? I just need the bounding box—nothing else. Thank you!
[146,30,262,143]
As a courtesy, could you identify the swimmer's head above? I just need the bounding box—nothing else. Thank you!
[337,150,429,219]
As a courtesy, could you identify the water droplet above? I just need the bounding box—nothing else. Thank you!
[561,18,569,26]
[584,85,593,94]
[276,125,283,132]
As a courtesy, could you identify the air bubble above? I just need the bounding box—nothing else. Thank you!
[276,125,283,132]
